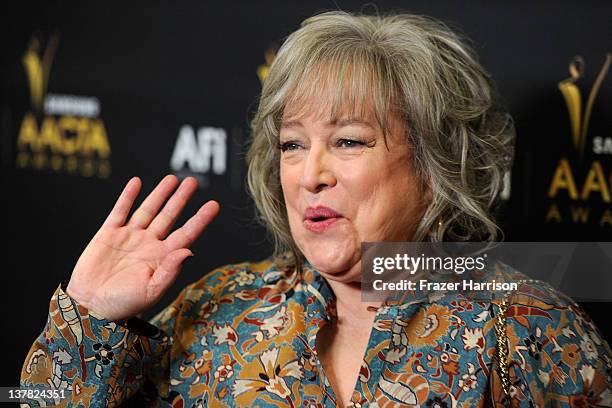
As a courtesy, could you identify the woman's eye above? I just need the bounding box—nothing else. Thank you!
[279,142,300,152]
[338,139,365,148]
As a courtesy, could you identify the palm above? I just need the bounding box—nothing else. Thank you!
[66,175,220,321]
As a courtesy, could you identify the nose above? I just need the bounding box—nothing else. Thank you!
[299,144,336,193]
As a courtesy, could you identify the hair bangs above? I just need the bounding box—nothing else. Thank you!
[279,47,399,140]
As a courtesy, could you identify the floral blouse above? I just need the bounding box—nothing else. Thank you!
[21,257,612,407]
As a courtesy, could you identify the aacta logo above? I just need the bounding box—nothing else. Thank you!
[546,53,611,226]
[16,34,112,178]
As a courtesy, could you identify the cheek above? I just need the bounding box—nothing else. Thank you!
[347,163,420,234]
[280,166,302,218]
[356,183,396,227]
[342,160,397,209]
[340,172,388,234]
[280,166,296,199]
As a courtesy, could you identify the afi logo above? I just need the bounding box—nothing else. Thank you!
[170,125,227,174]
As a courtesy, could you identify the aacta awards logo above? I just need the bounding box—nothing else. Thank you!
[546,53,611,227]
[16,34,112,178]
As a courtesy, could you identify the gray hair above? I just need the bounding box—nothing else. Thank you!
[246,10,515,269]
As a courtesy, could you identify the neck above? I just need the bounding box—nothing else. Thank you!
[324,278,382,328]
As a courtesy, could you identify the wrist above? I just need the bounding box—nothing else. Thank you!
[63,280,110,319]
[64,281,92,308]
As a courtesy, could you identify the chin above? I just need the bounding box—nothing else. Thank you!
[300,240,361,281]
[289,218,361,276]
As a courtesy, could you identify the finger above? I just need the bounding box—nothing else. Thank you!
[146,248,193,304]
[147,176,199,238]
[127,175,180,229]
[102,177,142,228]
[164,200,220,250]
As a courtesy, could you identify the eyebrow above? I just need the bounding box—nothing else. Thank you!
[280,118,375,129]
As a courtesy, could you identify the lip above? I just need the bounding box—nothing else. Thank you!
[303,206,343,233]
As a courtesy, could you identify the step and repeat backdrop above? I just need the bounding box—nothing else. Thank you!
[1,0,610,387]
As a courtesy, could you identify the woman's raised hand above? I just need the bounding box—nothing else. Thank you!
[65,175,220,322]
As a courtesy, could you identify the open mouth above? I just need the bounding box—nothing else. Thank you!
[303,216,342,232]
[306,215,342,223]
[303,206,343,232]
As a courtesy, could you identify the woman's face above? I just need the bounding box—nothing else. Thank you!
[279,104,430,283]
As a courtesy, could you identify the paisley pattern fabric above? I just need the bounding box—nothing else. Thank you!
[21,257,612,407]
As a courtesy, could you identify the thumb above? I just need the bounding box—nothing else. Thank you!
[148,249,194,302]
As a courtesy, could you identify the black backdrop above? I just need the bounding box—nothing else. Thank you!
[1,0,610,391]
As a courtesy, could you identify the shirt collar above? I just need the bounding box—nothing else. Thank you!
[299,259,337,352]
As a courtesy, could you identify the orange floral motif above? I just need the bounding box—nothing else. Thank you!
[561,344,581,369]
[406,304,452,347]
[232,346,303,407]
[246,302,306,354]
[374,368,429,406]
[70,377,97,406]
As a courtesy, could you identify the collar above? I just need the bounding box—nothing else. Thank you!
[299,259,337,353]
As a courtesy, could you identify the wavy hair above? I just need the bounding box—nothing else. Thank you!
[246,10,515,270]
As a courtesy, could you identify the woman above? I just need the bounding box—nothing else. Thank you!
[21,10,611,408]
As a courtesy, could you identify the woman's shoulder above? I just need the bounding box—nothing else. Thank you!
[485,262,612,403]
[491,260,592,315]
[463,261,611,367]
[150,256,289,327]
[172,255,302,312]
[187,257,279,292]
[172,256,285,305]
[426,260,610,351]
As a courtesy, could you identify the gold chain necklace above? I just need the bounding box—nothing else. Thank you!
[495,278,543,407]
